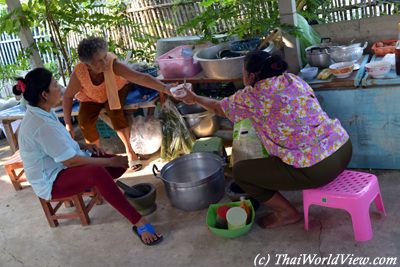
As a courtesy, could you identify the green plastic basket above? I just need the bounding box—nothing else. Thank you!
[206,200,255,238]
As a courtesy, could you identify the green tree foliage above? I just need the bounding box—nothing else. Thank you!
[178,0,282,41]
[0,0,144,86]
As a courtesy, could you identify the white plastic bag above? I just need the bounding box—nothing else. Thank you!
[231,118,268,166]
[130,115,162,155]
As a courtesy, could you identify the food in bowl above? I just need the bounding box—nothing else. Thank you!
[329,62,354,79]
[372,40,397,56]
[300,67,318,80]
[365,61,391,78]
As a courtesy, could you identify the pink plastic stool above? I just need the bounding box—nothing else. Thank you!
[303,170,386,241]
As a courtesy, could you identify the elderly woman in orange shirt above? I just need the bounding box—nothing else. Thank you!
[63,37,172,170]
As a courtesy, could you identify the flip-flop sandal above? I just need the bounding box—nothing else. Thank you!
[138,154,151,160]
[132,223,163,246]
[129,160,143,172]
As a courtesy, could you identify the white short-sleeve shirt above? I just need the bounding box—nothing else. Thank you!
[18,105,88,200]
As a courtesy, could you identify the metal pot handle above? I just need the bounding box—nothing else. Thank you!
[362,41,368,50]
[152,164,161,178]
[320,37,331,44]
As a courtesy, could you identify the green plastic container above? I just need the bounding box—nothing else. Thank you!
[206,200,255,238]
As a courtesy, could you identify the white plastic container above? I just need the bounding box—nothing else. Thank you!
[226,207,247,229]
[170,83,192,98]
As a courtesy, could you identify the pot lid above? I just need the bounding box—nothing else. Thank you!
[305,46,330,54]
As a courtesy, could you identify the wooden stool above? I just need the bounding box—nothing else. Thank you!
[3,150,26,191]
[39,187,103,227]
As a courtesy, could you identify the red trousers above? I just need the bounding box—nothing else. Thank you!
[51,155,142,224]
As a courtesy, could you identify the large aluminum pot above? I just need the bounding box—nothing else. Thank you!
[176,103,219,137]
[152,153,225,211]
[305,46,331,68]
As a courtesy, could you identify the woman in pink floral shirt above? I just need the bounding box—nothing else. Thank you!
[176,51,352,228]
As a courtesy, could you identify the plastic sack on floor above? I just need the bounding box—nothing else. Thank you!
[231,118,268,166]
[159,99,195,161]
[296,13,321,67]
[130,115,162,155]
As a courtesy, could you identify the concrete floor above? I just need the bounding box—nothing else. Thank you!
[0,135,399,267]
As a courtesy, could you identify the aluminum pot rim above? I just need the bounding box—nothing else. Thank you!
[193,44,245,62]
[156,152,225,188]
[181,111,212,120]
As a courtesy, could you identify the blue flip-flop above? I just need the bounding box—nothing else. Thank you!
[132,223,163,246]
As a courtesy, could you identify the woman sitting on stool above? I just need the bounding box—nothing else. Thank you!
[17,68,162,245]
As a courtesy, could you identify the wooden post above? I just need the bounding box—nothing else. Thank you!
[278,0,302,74]
[6,0,43,68]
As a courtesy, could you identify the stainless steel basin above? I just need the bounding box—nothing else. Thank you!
[176,103,219,138]
[194,43,245,79]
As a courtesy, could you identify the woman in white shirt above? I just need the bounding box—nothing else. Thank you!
[17,68,162,246]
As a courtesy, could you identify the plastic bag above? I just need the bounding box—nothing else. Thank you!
[231,118,268,166]
[159,99,195,161]
[130,115,162,155]
[296,13,321,67]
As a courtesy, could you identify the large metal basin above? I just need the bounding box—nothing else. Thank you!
[176,103,219,137]
[153,153,226,211]
[194,43,245,79]
[156,34,237,57]
[329,42,367,63]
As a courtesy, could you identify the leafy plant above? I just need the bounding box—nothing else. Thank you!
[0,49,31,96]
[178,0,282,41]
[0,0,152,87]
[296,0,331,24]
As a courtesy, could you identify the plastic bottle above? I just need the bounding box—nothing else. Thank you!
[397,23,400,41]
[181,47,193,58]
[396,23,400,76]
[396,41,400,76]
[239,196,251,223]
[181,47,193,77]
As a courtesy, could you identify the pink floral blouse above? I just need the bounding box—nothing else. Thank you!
[220,73,349,168]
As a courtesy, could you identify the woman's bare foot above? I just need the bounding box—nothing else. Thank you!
[257,211,302,229]
[258,192,301,228]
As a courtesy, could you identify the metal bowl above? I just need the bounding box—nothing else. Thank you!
[330,42,367,63]
[177,103,219,137]
[194,43,245,79]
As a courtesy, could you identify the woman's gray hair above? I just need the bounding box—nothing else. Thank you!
[77,37,108,62]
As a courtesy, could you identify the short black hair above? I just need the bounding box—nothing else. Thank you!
[15,68,53,107]
[244,50,288,82]
[77,36,108,62]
